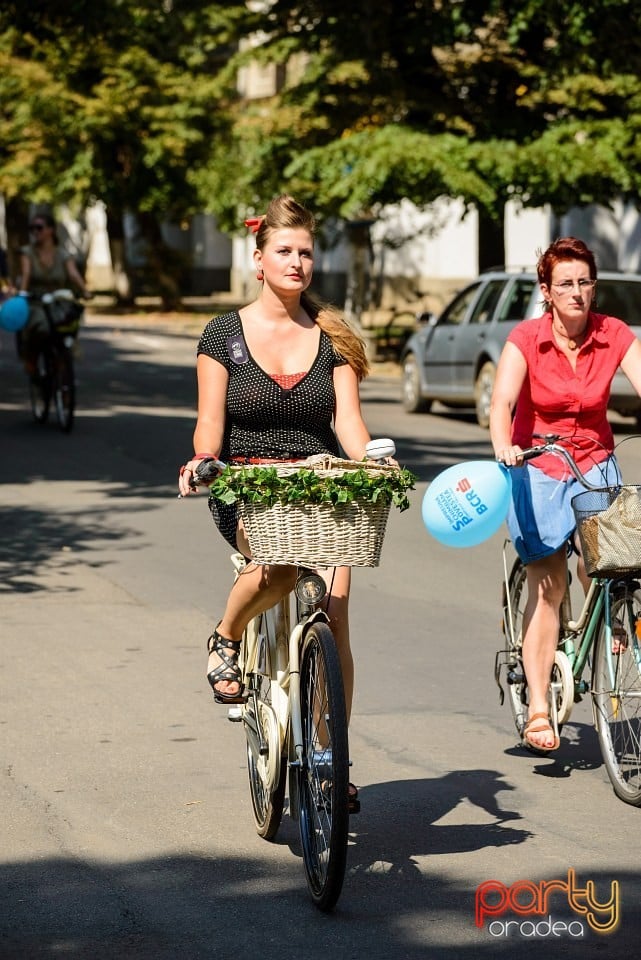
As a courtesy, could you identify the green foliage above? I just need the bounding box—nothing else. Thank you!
[208,464,416,512]
[2,0,641,255]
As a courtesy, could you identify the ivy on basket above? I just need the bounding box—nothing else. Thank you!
[208,460,416,512]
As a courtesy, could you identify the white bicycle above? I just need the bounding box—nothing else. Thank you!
[193,439,398,910]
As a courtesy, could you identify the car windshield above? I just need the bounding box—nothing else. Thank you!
[596,279,641,326]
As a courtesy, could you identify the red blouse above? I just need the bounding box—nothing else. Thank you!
[508,312,636,479]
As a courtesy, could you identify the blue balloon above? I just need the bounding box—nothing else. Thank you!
[422,460,512,548]
[0,295,29,332]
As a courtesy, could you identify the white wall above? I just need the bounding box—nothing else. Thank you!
[371,197,478,280]
[504,201,551,269]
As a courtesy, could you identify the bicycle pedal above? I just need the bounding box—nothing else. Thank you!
[507,669,525,684]
[227,705,243,722]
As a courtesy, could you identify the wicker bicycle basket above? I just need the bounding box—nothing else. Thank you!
[234,456,398,567]
[572,485,641,577]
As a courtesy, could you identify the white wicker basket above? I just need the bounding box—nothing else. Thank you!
[235,456,398,567]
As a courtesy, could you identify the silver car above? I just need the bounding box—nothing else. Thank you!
[400,269,641,427]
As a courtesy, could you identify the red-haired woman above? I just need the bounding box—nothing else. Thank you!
[490,237,641,751]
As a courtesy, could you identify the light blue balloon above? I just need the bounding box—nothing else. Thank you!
[422,460,512,548]
[0,295,29,332]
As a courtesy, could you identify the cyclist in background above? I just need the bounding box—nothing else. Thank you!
[18,212,89,377]
[179,195,377,811]
[490,237,641,752]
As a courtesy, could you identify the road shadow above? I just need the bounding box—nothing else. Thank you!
[1,850,639,959]
[0,503,145,594]
[344,769,530,874]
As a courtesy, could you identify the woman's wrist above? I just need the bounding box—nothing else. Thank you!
[186,452,218,464]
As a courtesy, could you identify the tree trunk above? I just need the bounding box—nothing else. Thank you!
[106,206,134,305]
[138,212,185,311]
[478,206,505,273]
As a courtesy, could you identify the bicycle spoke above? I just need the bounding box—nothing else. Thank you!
[593,586,641,805]
[29,351,51,424]
[245,616,286,840]
[502,557,529,737]
[298,622,348,911]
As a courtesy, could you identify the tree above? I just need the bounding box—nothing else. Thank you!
[0,1,235,304]
[194,1,641,225]
[2,1,641,303]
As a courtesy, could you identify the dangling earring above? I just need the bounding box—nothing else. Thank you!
[256,270,264,281]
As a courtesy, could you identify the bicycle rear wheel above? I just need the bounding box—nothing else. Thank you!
[246,670,287,840]
[297,622,349,912]
[29,351,51,424]
[502,556,572,748]
[244,612,287,840]
[592,583,641,806]
[503,557,529,737]
[53,348,75,433]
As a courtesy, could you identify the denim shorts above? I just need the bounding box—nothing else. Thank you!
[507,458,621,564]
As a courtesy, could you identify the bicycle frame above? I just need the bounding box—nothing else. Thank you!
[230,552,330,820]
[500,538,641,726]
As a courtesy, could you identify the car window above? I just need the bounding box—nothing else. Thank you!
[468,279,505,325]
[438,283,481,326]
[496,278,538,322]
[596,279,641,326]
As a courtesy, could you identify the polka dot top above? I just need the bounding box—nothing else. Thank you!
[197,311,348,460]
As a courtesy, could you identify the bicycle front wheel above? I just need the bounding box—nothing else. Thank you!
[592,583,641,806]
[298,622,349,912]
[53,348,75,432]
[29,351,51,424]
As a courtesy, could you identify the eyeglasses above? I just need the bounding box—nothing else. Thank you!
[29,223,46,232]
[552,279,596,293]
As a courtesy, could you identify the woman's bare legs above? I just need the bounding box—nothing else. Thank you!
[208,524,297,698]
[522,548,567,749]
[209,526,355,718]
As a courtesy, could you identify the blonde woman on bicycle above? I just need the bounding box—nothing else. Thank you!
[490,237,641,753]
[179,195,379,809]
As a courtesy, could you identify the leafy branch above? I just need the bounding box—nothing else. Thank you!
[208,464,416,512]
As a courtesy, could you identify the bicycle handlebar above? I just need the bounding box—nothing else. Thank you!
[187,439,398,492]
[24,289,90,305]
[500,433,605,491]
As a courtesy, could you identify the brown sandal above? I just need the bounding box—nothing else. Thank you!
[523,712,560,752]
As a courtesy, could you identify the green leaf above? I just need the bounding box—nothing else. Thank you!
[207,463,416,512]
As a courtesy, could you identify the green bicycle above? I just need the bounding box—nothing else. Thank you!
[495,434,641,806]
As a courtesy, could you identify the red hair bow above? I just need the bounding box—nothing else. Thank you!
[244,215,265,234]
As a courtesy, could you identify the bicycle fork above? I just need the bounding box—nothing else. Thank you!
[286,609,331,820]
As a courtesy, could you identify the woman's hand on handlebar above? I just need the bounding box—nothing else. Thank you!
[495,443,525,468]
[178,455,226,497]
[178,459,204,497]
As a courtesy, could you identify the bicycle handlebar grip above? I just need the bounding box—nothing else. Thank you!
[194,457,226,484]
[520,446,546,462]
[365,438,396,461]
[496,445,544,467]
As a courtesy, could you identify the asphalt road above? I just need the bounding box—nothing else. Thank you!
[2,313,641,959]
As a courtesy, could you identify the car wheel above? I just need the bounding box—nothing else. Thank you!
[474,361,496,428]
[402,353,431,413]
